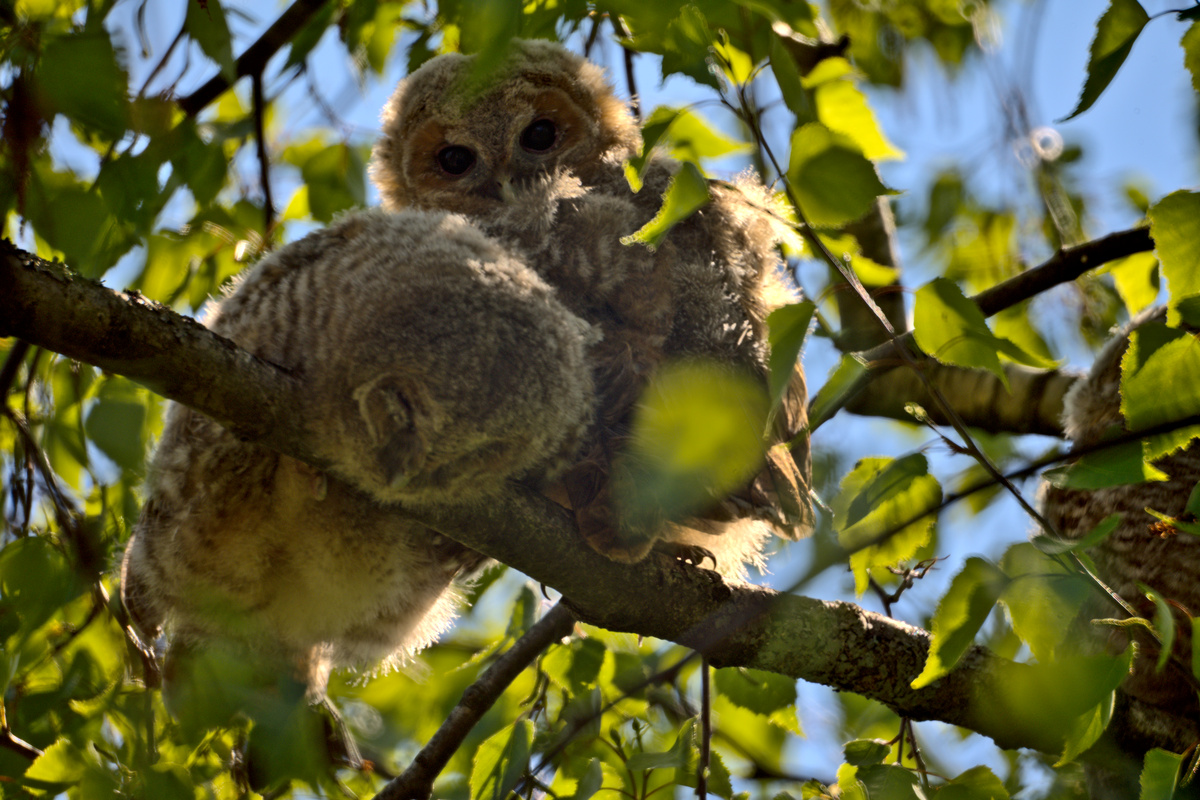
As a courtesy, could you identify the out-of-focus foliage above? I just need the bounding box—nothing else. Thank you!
[3,0,1200,798]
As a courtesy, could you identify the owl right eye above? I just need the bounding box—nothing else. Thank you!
[436,145,476,176]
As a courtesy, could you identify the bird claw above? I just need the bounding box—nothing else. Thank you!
[653,541,717,571]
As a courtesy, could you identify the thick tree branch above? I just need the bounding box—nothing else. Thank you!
[178,0,329,118]
[825,226,1154,429]
[2,240,1185,762]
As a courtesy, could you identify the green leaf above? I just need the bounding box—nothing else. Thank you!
[1140,748,1183,800]
[999,543,1092,663]
[1194,617,1200,681]
[937,765,1010,800]
[1140,583,1177,672]
[714,668,797,717]
[36,31,130,139]
[663,108,751,164]
[1106,251,1160,316]
[856,763,921,798]
[24,739,90,789]
[1043,440,1169,490]
[769,34,814,122]
[470,719,532,800]
[185,0,237,82]
[300,144,368,223]
[843,739,889,767]
[808,353,870,431]
[616,361,768,531]
[913,278,1054,387]
[1122,324,1200,458]
[834,455,941,595]
[1184,22,1200,95]
[1058,691,1114,767]
[0,537,85,644]
[912,557,1009,688]
[787,123,894,228]
[1032,513,1122,554]
[85,398,146,472]
[1061,0,1150,120]
[622,161,712,249]
[1148,190,1200,326]
[569,759,603,800]
[767,301,815,412]
[813,79,902,161]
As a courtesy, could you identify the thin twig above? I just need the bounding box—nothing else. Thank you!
[251,71,275,234]
[697,657,711,799]
[372,603,576,800]
[609,16,640,120]
[178,0,331,117]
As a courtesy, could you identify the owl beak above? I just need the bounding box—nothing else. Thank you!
[480,174,516,203]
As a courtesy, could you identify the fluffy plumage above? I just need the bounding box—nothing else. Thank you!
[369,40,813,574]
[1042,307,1200,796]
[122,208,595,693]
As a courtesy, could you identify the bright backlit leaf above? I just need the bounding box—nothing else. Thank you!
[623,161,712,250]
[470,719,532,800]
[1122,323,1200,458]
[912,557,1009,688]
[787,123,894,228]
[767,301,815,412]
[999,543,1092,663]
[809,353,870,431]
[1148,190,1200,326]
[1140,748,1184,800]
[1106,251,1160,315]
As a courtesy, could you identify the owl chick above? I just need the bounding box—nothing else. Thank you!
[121,208,595,697]
[1042,307,1200,796]
[369,39,813,572]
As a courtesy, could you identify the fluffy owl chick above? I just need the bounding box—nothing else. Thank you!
[122,208,595,696]
[1042,307,1200,796]
[369,39,813,571]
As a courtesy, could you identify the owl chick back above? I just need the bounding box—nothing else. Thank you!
[122,208,595,692]
[369,40,813,569]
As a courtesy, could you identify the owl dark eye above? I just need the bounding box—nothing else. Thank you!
[436,145,476,176]
[520,119,558,152]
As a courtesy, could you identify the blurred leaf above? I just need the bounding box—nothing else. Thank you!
[85,398,146,472]
[937,765,1010,799]
[855,763,921,798]
[1140,748,1183,800]
[767,301,815,412]
[35,31,129,139]
[1184,22,1200,94]
[470,719,532,800]
[616,361,768,529]
[819,233,898,286]
[0,537,85,645]
[299,143,367,223]
[1106,251,1160,315]
[999,543,1092,663]
[914,278,1055,387]
[714,668,797,717]
[1148,190,1200,326]
[787,122,894,228]
[284,2,338,70]
[924,170,964,245]
[834,455,940,595]
[1058,691,1114,766]
[813,78,902,161]
[769,34,814,122]
[623,161,711,249]
[809,353,869,431]
[843,739,889,767]
[1032,513,1122,555]
[912,557,1009,688]
[185,0,236,81]
[24,739,90,790]
[1061,0,1149,120]
[1141,584,1176,672]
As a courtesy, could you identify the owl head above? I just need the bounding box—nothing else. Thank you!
[370,39,641,215]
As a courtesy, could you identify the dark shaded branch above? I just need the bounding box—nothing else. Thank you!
[178,0,329,117]
[251,72,275,233]
[374,604,576,800]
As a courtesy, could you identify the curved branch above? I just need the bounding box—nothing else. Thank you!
[2,240,1184,761]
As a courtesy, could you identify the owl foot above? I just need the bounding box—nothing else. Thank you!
[653,541,716,570]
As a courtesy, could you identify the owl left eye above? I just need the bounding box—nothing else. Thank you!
[520,119,558,153]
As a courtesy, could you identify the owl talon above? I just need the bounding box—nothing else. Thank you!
[653,541,717,570]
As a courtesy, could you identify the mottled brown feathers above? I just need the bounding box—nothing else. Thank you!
[122,208,595,694]
[370,39,813,574]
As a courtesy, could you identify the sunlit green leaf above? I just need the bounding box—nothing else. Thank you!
[834,455,940,595]
[1184,22,1200,95]
[787,123,894,228]
[1148,190,1200,326]
[0,537,84,644]
[912,557,1009,688]
[767,301,815,412]
[808,353,870,431]
[813,79,902,161]
[1106,251,1160,315]
[715,668,797,717]
[470,719,532,800]
[1061,0,1149,120]
[999,543,1092,663]
[1140,748,1183,800]
[937,765,1010,799]
[24,739,91,790]
[1032,513,1122,554]
[1122,323,1200,458]
[1058,691,1115,767]
[1044,440,1168,490]
[623,161,712,249]
[843,739,889,767]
